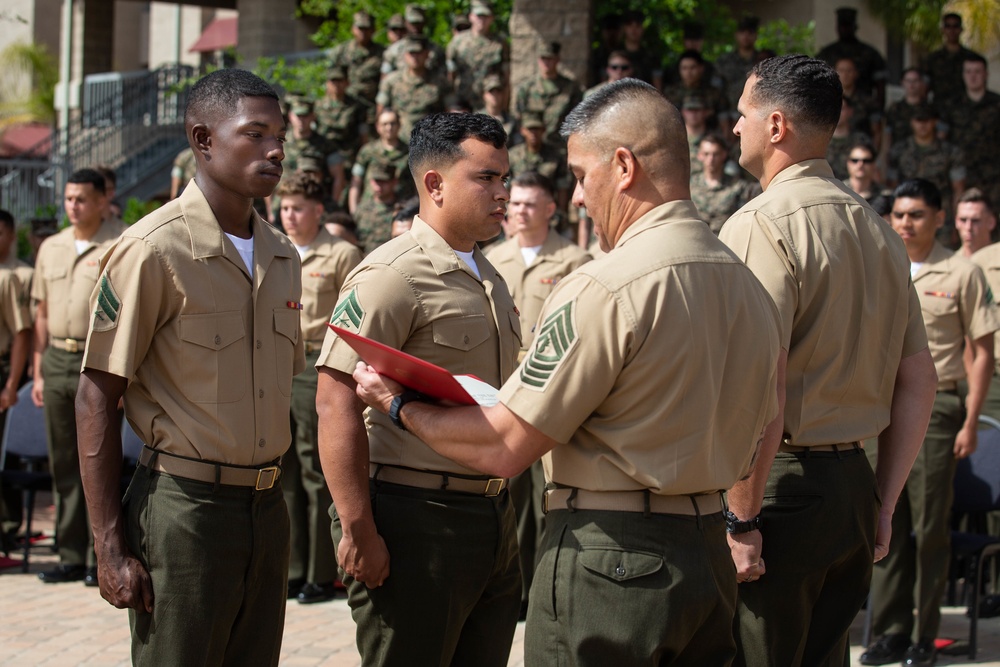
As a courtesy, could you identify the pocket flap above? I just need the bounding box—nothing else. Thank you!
[432,316,490,351]
[578,547,664,582]
[274,308,300,343]
[179,312,245,350]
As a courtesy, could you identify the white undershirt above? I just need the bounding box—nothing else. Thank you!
[293,243,310,259]
[910,261,923,279]
[454,249,481,279]
[520,245,543,267]
[226,232,255,274]
[74,239,89,255]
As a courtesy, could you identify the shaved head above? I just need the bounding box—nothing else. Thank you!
[184,68,279,130]
[561,78,690,188]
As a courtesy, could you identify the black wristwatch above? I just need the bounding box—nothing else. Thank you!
[389,390,424,431]
[725,510,762,534]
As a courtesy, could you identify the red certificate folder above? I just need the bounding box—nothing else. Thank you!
[327,324,499,406]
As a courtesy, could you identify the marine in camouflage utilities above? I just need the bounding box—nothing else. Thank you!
[328,40,385,104]
[314,95,367,159]
[944,91,1000,201]
[888,137,966,213]
[353,195,399,254]
[507,142,569,189]
[690,171,752,234]
[376,69,447,141]
[513,74,583,146]
[447,31,506,107]
[352,139,414,204]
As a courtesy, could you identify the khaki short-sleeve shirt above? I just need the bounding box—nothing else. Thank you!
[720,159,928,446]
[917,243,1000,381]
[82,183,306,465]
[486,233,591,352]
[499,201,781,495]
[971,243,1000,375]
[0,270,30,356]
[318,215,521,475]
[33,220,123,340]
[299,228,363,343]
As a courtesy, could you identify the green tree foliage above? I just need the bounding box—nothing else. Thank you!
[864,0,948,51]
[0,42,59,128]
[756,19,815,56]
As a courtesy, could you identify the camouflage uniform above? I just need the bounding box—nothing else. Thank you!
[171,147,197,192]
[922,46,982,111]
[885,99,930,145]
[507,141,569,190]
[690,171,751,234]
[715,50,756,110]
[816,39,888,98]
[826,132,869,181]
[624,45,664,88]
[352,139,413,204]
[382,38,446,81]
[314,95,366,161]
[327,40,385,107]
[513,74,582,146]
[944,91,1000,206]
[284,134,340,176]
[687,132,707,175]
[376,69,447,142]
[353,196,399,254]
[845,91,880,139]
[888,137,966,214]
[446,31,507,108]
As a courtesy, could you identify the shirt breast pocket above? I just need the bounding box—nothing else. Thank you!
[273,308,300,397]
[178,312,246,403]
[432,316,491,352]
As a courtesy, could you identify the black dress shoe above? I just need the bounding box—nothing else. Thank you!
[84,566,99,587]
[297,582,337,604]
[287,577,305,599]
[903,641,936,667]
[859,633,909,665]
[38,564,87,583]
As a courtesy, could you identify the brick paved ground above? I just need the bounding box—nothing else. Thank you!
[2,493,999,666]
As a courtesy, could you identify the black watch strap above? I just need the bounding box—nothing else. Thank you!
[389,389,423,431]
[725,510,762,534]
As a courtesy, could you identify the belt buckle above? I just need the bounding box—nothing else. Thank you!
[484,478,504,497]
[65,338,78,353]
[255,466,279,490]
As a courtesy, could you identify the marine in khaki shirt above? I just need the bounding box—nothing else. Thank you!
[353,80,781,665]
[718,57,937,667]
[316,113,522,666]
[76,72,303,666]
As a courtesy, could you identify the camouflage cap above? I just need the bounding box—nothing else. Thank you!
[470,0,494,17]
[539,42,561,58]
[369,163,398,181]
[290,100,315,116]
[297,155,326,173]
[387,13,406,30]
[405,4,426,23]
[327,64,348,81]
[452,13,471,30]
[482,73,503,92]
[681,95,706,110]
[353,11,373,29]
[520,112,545,129]
[403,35,429,53]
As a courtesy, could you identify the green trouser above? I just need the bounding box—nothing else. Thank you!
[332,479,521,667]
[282,350,336,585]
[41,346,93,567]
[509,459,545,604]
[869,389,963,643]
[0,355,20,544]
[734,447,879,667]
[124,466,289,667]
[526,508,736,667]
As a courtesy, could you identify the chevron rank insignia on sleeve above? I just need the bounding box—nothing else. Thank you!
[330,287,365,333]
[92,274,120,332]
[520,300,577,390]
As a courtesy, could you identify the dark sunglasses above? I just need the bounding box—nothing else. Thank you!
[608,64,632,71]
[848,158,875,164]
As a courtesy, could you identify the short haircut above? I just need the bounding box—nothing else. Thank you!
[408,112,507,175]
[323,210,357,231]
[870,192,894,217]
[698,134,728,152]
[510,171,555,200]
[748,54,843,132]
[901,66,926,80]
[67,168,107,195]
[0,209,13,232]
[957,187,994,214]
[678,49,704,66]
[942,12,962,25]
[848,138,876,158]
[964,53,987,68]
[93,164,116,188]
[607,50,632,65]
[275,172,325,202]
[185,68,279,127]
[894,178,943,211]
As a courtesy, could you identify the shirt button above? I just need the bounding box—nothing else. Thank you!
[258,439,266,448]
[258,389,264,398]
[214,335,222,345]
[256,340,262,349]
[464,335,470,344]
[615,565,626,577]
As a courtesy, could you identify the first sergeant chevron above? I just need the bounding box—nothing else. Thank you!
[520,300,577,389]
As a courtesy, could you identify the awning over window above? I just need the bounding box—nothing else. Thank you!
[189,17,238,53]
